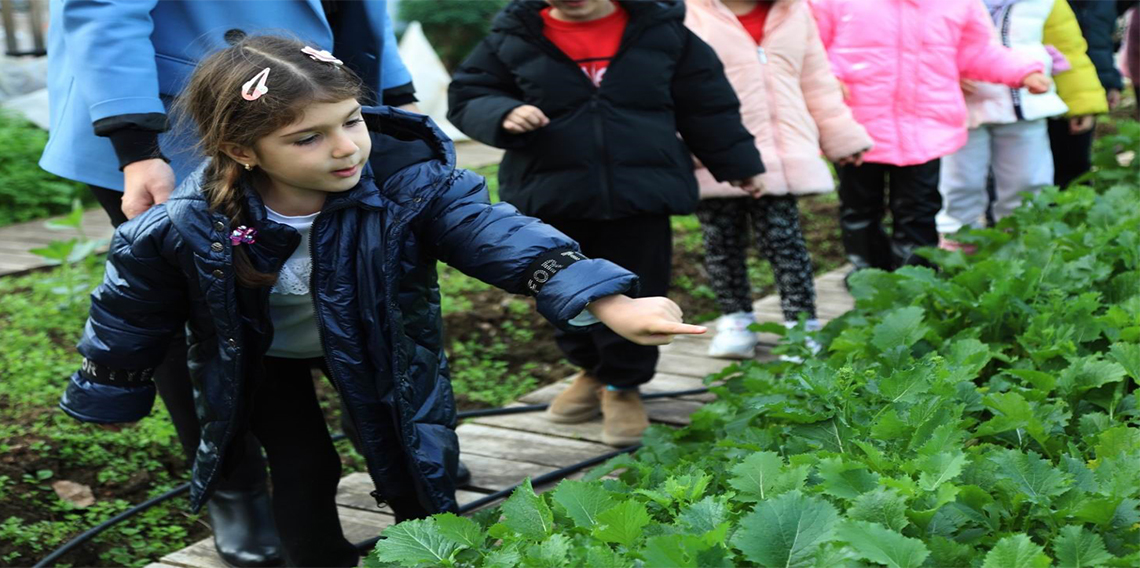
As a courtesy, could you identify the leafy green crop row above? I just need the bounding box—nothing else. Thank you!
[366,122,1140,568]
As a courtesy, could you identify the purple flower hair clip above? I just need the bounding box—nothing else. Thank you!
[301,46,343,66]
[230,226,257,246]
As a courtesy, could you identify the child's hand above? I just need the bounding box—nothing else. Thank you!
[502,105,550,134]
[1021,72,1051,94]
[838,81,850,101]
[729,175,765,199]
[1069,115,1095,134]
[837,149,867,167]
[587,295,707,346]
[1107,89,1121,110]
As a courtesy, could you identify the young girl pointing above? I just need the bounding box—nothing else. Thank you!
[58,36,703,566]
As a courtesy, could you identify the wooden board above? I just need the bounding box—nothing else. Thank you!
[452,453,555,492]
[656,351,732,379]
[456,423,613,468]
[517,372,714,405]
[468,397,702,443]
[335,472,487,513]
[0,209,115,276]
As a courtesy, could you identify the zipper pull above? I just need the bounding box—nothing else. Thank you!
[757,46,768,64]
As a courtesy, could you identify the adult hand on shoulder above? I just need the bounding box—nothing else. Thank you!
[838,81,850,101]
[122,159,175,220]
[502,105,550,134]
[587,295,707,346]
[960,79,980,95]
[729,175,765,199]
[1021,72,1051,95]
[1069,114,1096,134]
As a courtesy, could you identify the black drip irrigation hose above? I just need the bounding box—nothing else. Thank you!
[33,387,707,567]
[32,483,191,568]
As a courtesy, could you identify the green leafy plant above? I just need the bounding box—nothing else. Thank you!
[28,199,110,309]
[367,122,1140,567]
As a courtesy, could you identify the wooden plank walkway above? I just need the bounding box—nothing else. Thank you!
[0,141,505,277]
[156,267,854,567]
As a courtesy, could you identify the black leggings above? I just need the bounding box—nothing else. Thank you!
[695,196,816,322]
[254,357,360,567]
[89,185,268,491]
[836,159,941,271]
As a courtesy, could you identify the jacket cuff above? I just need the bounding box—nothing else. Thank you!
[383,82,418,107]
[535,259,639,332]
[92,113,170,136]
[60,371,155,424]
[705,149,766,183]
[107,128,170,170]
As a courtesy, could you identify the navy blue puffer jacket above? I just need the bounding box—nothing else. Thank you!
[60,107,638,513]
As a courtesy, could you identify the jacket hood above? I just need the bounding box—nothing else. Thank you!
[493,0,685,35]
[165,106,451,254]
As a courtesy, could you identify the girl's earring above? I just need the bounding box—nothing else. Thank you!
[244,163,253,171]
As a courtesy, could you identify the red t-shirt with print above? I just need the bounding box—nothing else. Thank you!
[735,1,772,45]
[540,3,629,88]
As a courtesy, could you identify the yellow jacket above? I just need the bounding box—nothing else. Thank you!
[1045,0,1108,117]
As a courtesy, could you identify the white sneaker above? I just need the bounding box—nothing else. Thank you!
[708,312,759,359]
[780,319,823,363]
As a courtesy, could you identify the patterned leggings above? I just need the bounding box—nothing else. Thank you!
[695,195,816,321]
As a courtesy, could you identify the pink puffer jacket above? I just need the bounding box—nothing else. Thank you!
[685,0,873,198]
[810,0,1044,166]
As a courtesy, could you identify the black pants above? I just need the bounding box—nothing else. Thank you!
[253,357,359,567]
[543,215,672,388]
[1047,117,1094,189]
[836,160,941,271]
[89,185,268,491]
[695,196,816,321]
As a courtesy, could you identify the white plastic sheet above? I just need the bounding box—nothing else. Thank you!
[397,21,468,142]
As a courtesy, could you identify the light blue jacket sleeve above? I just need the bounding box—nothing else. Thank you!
[380,8,413,90]
[61,0,165,121]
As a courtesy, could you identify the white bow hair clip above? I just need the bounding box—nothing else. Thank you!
[301,46,343,66]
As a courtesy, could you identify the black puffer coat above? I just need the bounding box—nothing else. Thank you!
[447,0,763,221]
[60,107,638,513]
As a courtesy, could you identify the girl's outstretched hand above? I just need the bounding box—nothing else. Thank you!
[587,295,707,346]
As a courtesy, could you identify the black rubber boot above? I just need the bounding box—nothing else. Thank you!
[207,487,284,567]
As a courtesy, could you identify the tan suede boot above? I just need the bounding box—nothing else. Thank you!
[601,389,650,447]
[545,372,603,423]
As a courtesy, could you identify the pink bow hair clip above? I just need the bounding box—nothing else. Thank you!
[301,46,343,66]
[241,67,271,101]
[230,226,257,246]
